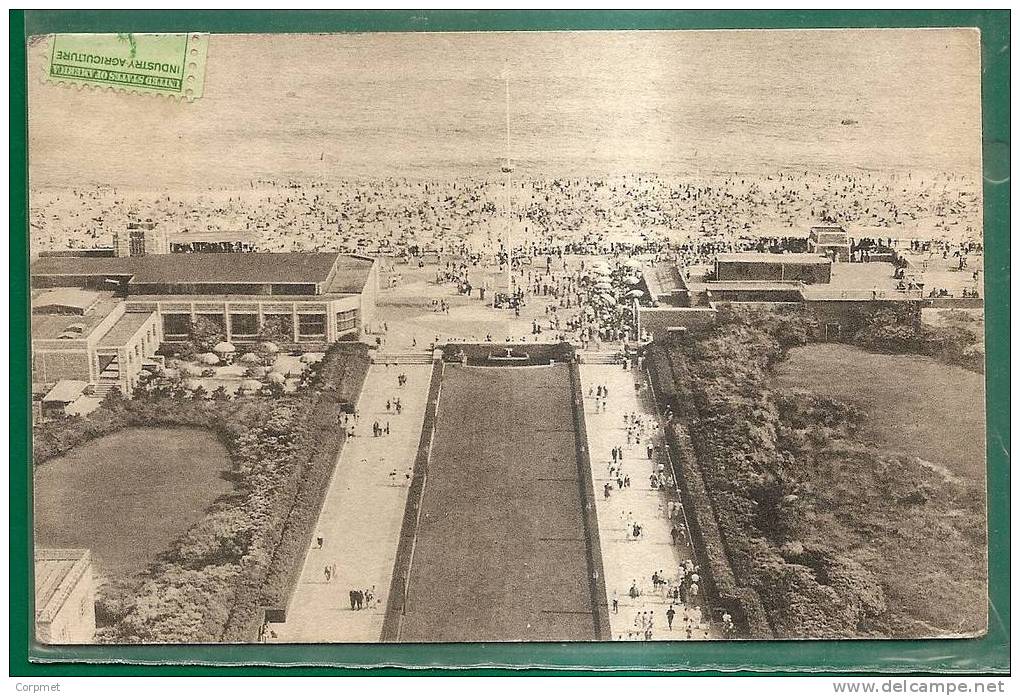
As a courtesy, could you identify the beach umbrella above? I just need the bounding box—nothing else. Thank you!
[624,275,641,285]
[299,353,322,364]
[181,364,204,377]
[213,341,236,355]
[627,289,645,299]
[266,371,286,384]
[259,341,280,354]
[238,352,260,365]
[199,352,220,365]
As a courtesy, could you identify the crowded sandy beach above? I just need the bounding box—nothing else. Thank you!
[30,169,981,258]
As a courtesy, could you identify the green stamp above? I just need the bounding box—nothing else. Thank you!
[42,32,208,99]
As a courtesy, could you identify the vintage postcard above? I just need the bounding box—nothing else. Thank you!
[27,28,987,645]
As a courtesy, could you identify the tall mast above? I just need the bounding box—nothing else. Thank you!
[504,71,512,299]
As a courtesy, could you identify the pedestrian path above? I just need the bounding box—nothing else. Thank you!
[579,361,721,641]
[269,363,434,643]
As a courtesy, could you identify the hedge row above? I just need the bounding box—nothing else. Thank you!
[665,422,772,639]
[222,343,371,641]
[255,346,371,620]
[646,342,773,638]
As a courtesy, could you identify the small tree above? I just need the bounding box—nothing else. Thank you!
[257,316,292,346]
[186,317,225,357]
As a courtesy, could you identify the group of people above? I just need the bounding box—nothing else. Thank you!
[347,586,376,612]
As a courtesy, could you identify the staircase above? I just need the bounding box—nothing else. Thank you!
[91,381,120,399]
[580,350,624,365]
[371,351,434,365]
[92,356,122,398]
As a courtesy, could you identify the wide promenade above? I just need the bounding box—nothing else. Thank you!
[270,362,433,643]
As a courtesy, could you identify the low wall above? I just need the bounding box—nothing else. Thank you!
[380,359,444,642]
[440,341,575,366]
[567,362,612,640]
[639,307,718,342]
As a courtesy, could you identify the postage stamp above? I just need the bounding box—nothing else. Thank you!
[41,33,208,99]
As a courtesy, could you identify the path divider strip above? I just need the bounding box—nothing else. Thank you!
[380,358,445,642]
[568,360,613,641]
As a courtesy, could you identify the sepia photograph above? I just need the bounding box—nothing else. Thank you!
[26,27,988,646]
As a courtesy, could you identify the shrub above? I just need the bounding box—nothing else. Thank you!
[36,342,372,643]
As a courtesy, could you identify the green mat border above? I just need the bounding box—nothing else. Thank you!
[9,9,1010,675]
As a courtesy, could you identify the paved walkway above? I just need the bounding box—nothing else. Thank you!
[269,363,433,643]
[579,361,721,641]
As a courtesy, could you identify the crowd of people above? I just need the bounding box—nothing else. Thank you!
[586,362,729,642]
[31,170,980,261]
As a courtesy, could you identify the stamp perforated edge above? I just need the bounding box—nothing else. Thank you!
[30,32,209,101]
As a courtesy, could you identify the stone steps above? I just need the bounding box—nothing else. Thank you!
[371,352,434,365]
[580,351,624,365]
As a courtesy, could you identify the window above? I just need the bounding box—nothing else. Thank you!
[162,313,190,338]
[336,309,358,336]
[229,313,259,338]
[297,313,326,340]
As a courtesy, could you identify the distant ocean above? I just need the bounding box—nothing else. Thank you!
[28,29,982,187]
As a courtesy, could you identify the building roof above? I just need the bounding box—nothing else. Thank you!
[31,294,121,341]
[31,288,101,314]
[809,226,850,245]
[716,253,831,265]
[42,380,89,404]
[32,252,375,294]
[35,549,91,623]
[97,311,154,347]
[31,256,141,277]
[170,230,259,243]
[324,255,375,294]
[125,252,343,286]
[700,281,804,291]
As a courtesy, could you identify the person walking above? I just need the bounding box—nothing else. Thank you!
[666,605,677,631]
[611,591,619,614]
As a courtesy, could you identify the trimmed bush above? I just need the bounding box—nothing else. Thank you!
[35,342,372,643]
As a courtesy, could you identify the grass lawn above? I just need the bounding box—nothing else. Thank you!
[34,427,233,581]
[774,343,986,636]
[775,343,985,480]
[399,363,600,642]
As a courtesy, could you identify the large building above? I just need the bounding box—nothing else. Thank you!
[714,252,832,284]
[34,549,96,644]
[30,252,378,396]
[30,288,162,398]
[808,225,851,262]
[113,219,169,257]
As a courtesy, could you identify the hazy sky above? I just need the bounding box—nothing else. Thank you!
[28,29,983,187]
